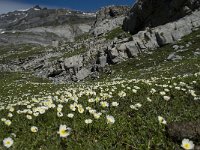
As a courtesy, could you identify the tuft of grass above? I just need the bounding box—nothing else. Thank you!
[105,27,132,40]
[62,45,87,58]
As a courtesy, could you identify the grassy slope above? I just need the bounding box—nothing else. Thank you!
[0,29,199,149]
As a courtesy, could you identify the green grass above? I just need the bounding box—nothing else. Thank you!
[0,29,200,149]
[62,45,87,58]
[74,33,91,42]
[105,27,132,40]
[0,44,46,64]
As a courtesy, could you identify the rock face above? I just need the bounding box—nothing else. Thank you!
[91,6,130,36]
[106,9,200,64]
[123,0,200,34]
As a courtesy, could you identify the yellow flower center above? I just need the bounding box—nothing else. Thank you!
[6,141,10,145]
[60,129,67,135]
[184,143,190,149]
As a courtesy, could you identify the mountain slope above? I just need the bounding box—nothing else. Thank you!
[0,5,96,45]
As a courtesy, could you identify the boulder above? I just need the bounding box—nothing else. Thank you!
[167,120,200,141]
[167,52,183,61]
[64,55,83,70]
[124,41,140,57]
[75,68,91,81]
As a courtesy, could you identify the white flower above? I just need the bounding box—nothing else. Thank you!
[134,86,140,90]
[89,109,96,114]
[164,89,170,92]
[181,139,195,150]
[88,98,95,103]
[3,137,13,148]
[86,107,91,110]
[58,104,63,108]
[160,91,166,96]
[100,101,109,108]
[132,89,137,93]
[158,116,167,125]
[69,104,76,111]
[85,119,93,124]
[67,113,74,118]
[130,103,142,110]
[78,106,84,114]
[93,113,102,119]
[57,112,63,117]
[26,115,32,120]
[118,91,126,97]
[57,107,62,112]
[147,97,152,102]
[1,118,6,122]
[150,88,156,94]
[5,120,12,126]
[8,113,13,118]
[163,96,170,101]
[130,105,137,110]
[31,126,38,133]
[58,125,71,138]
[135,103,142,108]
[106,115,115,124]
[33,112,39,117]
[111,102,119,107]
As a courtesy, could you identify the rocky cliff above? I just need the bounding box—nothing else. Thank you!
[90,5,130,36]
[123,0,200,34]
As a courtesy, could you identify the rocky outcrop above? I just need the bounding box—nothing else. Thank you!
[109,10,200,62]
[91,6,130,36]
[94,5,130,25]
[123,0,200,34]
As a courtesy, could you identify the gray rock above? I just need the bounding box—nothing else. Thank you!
[64,55,83,70]
[94,6,130,27]
[173,45,179,50]
[91,17,125,36]
[97,54,107,67]
[167,52,182,61]
[194,51,200,56]
[124,41,140,57]
[91,6,130,36]
[75,68,91,81]
[123,0,200,34]
[167,120,200,141]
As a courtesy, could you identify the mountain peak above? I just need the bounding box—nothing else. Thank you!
[33,5,42,10]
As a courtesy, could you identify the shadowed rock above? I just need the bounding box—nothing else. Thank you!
[167,120,200,141]
[123,0,200,34]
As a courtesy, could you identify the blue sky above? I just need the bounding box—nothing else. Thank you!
[0,0,134,14]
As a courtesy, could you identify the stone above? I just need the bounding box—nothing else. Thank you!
[173,45,179,50]
[167,120,200,141]
[75,68,91,81]
[97,54,107,67]
[124,41,140,57]
[64,55,83,70]
[167,52,182,61]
